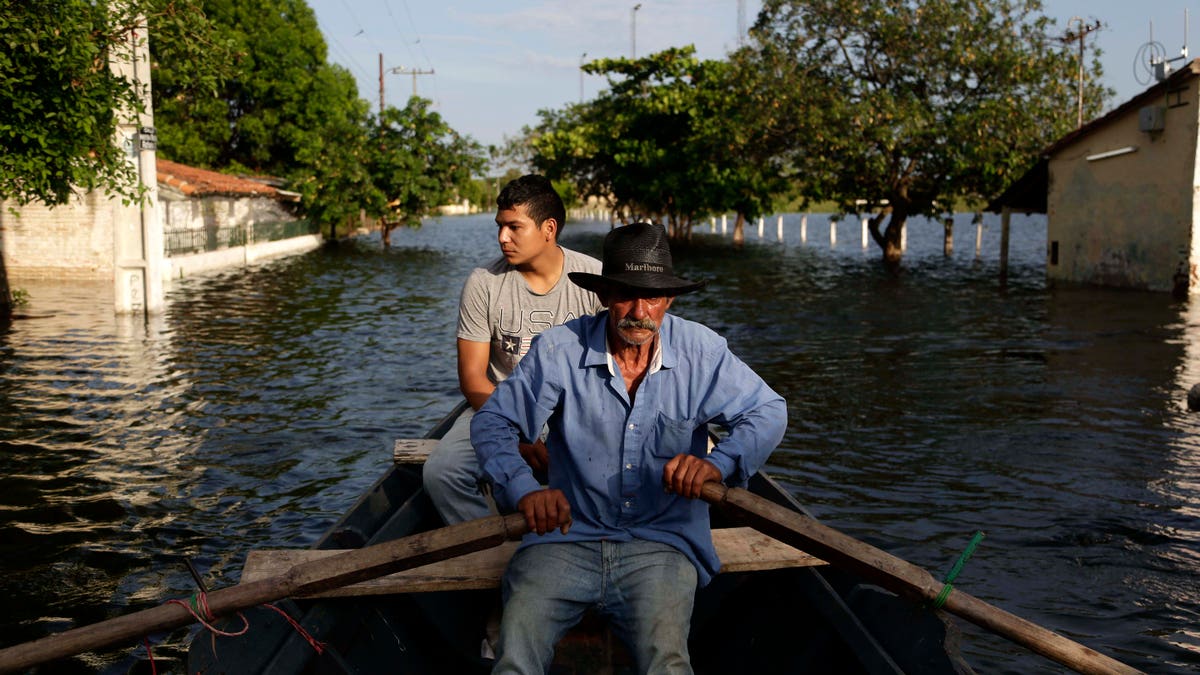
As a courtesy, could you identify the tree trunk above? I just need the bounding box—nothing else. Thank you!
[867,206,906,271]
[882,211,907,270]
[381,220,393,247]
[732,213,746,248]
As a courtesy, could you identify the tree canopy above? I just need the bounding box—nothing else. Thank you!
[747,0,1110,262]
[0,0,230,207]
[369,98,486,245]
[152,0,486,235]
[1,0,489,235]
[524,0,1107,262]
[530,47,791,242]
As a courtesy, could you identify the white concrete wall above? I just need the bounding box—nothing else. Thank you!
[165,234,323,280]
[3,190,318,287]
[0,192,116,281]
[161,192,299,253]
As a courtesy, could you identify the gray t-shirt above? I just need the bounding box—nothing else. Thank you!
[457,246,602,384]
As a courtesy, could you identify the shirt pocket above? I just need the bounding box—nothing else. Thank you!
[650,412,698,459]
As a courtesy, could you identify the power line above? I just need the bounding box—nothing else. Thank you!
[399,0,436,71]
[380,0,420,66]
[321,26,374,85]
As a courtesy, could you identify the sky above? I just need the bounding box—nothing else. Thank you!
[304,0,1199,149]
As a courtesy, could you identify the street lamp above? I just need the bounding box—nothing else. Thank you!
[579,52,588,103]
[631,3,641,58]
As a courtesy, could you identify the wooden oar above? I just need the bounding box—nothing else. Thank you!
[0,512,529,673]
[700,482,1141,675]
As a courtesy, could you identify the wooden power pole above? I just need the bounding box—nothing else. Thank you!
[1061,17,1102,128]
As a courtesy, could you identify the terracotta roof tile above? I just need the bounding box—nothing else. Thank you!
[156,159,280,198]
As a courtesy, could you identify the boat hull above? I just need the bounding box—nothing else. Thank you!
[189,405,971,674]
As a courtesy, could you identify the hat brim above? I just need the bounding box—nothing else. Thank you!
[568,271,705,296]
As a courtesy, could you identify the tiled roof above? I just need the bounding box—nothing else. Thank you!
[156,159,280,198]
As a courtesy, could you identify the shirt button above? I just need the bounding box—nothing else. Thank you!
[625,463,633,470]
[623,500,632,508]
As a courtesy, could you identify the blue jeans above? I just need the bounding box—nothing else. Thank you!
[495,540,697,675]
[423,409,495,524]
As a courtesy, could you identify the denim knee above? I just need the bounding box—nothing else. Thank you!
[421,410,493,524]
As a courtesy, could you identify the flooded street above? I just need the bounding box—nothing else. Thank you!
[0,212,1197,672]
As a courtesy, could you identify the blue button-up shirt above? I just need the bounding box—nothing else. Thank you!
[471,310,787,585]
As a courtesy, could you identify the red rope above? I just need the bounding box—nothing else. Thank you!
[142,592,325,667]
[167,593,249,637]
[144,636,156,675]
[263,603,326,655]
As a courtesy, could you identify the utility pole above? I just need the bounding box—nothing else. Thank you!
[1061,17,1102,128]
[579,52,587,103]
[379,52,435,114]
[631,3,641,58]
[737,0,746,47]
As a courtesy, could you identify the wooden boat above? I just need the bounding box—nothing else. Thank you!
[188,403,973,674]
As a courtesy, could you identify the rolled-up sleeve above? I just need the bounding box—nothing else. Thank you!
[699,345,788,485]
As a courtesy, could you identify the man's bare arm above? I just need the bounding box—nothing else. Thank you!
[457,338,494,410]
[460,337,547,470]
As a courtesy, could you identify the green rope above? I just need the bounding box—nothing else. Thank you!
[932,530,985,609]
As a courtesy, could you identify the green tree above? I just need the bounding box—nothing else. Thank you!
[291,77,377,239]
[152,0,353,176]
[531,47,794,243]
[749,0,1109,265]
[0,0,229,207]
[369,98,486,246]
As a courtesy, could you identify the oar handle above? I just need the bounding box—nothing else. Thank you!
[699,481,1141,675]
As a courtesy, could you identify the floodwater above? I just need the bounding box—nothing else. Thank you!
[0,212,1197,673]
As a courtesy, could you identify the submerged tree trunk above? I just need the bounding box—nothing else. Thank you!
[867,206,907,272]
[732,213,746,248]
[381,220,394,247]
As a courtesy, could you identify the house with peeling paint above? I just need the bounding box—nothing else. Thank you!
[996,59,1200,295]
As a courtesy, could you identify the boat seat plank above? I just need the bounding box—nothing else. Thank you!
[242,527,826,598]
[393,438,438,464]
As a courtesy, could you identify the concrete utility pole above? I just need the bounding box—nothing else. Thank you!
[379,52,435,112]
[111,11,164,314]
[1061,17,1102,128]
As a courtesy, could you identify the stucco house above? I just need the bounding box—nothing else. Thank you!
[997,59,1200,295]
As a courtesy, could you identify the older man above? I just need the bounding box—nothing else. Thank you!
[472,222,787,674]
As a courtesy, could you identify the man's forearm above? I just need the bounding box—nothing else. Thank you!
[463,385,494,411]
[470,408,542,511]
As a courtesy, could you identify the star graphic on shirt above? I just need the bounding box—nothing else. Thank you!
[501,334,522,355]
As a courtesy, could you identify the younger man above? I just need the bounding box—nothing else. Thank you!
[423,175,601,524]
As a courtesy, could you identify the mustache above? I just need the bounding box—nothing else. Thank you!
[618,317,658,331]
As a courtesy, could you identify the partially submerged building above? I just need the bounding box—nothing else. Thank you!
[995,59,1200,295]
[157,160,318,278]
[1,160,319,291]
